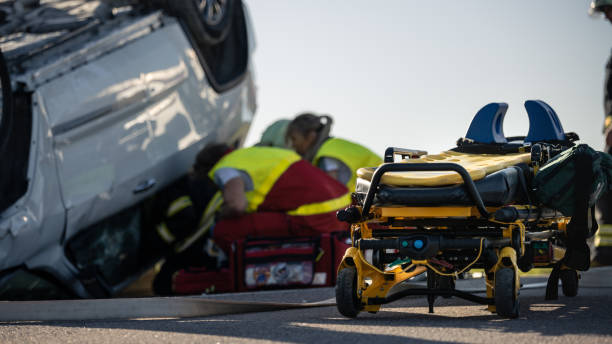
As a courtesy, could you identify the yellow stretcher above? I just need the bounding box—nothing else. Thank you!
[356,151,531,187]
[334,101,581,319]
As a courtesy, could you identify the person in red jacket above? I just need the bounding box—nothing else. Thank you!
[201,143,350,252]
[153,143,350,294]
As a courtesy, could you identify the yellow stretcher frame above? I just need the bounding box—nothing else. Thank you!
[337,204,571,317]
[335,158,576,319]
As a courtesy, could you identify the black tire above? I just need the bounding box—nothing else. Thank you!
[335,267,362,318]
[158,0,248,91]
[494,268,519,318]
[560,269,579,297]
[166,0,236,46]
[199,0,234,38]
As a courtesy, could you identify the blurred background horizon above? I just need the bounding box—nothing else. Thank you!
[243,0,611,155]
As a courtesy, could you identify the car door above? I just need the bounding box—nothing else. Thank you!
[38,21,201,241]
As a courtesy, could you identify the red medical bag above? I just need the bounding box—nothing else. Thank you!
[172,232,350,294]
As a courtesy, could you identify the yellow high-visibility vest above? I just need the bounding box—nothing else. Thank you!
[595,224,612,248]
[313,137,382,192]
[210,146,350,216]
[210,147,301,213]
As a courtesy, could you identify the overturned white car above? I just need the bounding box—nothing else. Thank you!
[0,0,256,298]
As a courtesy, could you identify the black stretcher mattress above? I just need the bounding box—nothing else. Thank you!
[355,166,527,207]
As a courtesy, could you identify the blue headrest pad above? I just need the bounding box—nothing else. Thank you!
[524,100,566,143]
[465,102,508,144]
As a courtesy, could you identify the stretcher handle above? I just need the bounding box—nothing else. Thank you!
[361,163,490,219]
[384,147,428,162]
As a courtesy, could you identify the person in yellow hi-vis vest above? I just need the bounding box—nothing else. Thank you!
[154,142,351,294]
[285,113,382,192]
[203,143,350,252]
[591,0,612,265]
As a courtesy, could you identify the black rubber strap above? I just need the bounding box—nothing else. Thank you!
[545,262,562,300]
[511,165,533,218]
[546,147,594,300]
[564,149,593,271]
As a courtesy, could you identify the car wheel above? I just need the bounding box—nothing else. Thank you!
[166,0,236,46]
[198,0,233,39]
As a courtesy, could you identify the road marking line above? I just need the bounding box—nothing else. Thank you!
[0,297,335,322]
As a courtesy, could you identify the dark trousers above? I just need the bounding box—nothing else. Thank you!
[595,149,612,265]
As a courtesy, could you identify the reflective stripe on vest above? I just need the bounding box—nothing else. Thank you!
[157,195,193,244]
[595,224,612,248]
[199,191,224,230]
[286,192,351,216]
[174,191,223,253]
[209,147,301,213]
[156,222,175,244]
[313,137,382,192]
[166,196,193,217]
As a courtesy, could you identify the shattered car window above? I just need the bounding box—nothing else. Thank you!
[67,206,142,288]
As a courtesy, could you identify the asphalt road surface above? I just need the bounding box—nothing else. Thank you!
[1,268,611,344]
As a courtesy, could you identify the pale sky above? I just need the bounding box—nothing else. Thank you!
[243,1,611,156]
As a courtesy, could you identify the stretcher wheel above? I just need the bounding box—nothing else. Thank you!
[560,269,579,297]
[335,267,362,317]
[494,268,519,318]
